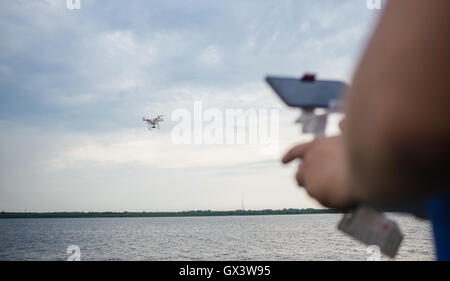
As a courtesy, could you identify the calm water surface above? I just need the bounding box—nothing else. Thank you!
[0,213,434,261]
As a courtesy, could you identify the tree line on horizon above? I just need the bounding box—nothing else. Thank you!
[0,208,341,219]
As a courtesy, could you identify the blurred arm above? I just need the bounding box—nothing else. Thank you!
[345,0,450,204]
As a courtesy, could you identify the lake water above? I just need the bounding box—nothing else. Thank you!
[0,213,435,261]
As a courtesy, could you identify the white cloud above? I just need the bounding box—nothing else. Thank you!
[197,45,223,66]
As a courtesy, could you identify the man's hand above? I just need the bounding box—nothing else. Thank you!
[282,135,356,209]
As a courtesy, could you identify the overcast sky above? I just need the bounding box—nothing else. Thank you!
[0,0,380,212]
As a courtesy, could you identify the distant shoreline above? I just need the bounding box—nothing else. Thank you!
[0,208,341,219]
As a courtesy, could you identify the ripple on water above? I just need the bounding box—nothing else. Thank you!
[0,214,435,261]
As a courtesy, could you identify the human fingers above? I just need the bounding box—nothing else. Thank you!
[295,164,306,187]
[282,142,313,164]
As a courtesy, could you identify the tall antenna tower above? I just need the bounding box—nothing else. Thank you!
[241,192,244,211]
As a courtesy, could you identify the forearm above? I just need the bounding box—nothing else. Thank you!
[345,0,450,204]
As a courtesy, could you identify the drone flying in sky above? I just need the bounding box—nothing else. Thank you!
[143,115,164,130]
